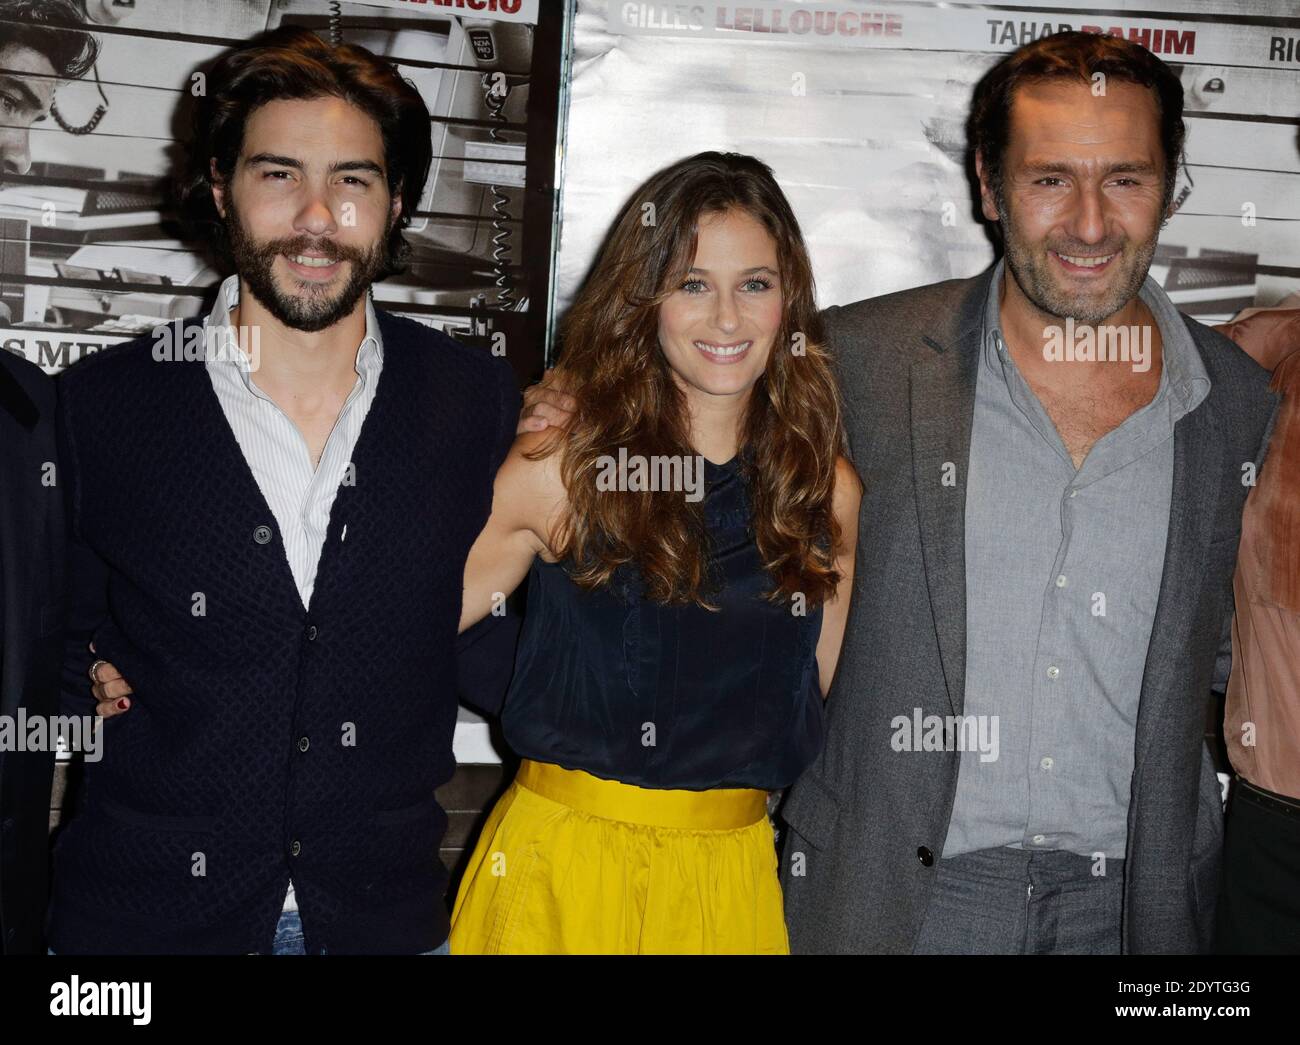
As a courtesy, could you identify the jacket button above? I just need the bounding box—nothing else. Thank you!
[297,736,310,753]
[253,525,273,545]
[290,840,302,857]
[917,846,934,867]
[305,624,318,641]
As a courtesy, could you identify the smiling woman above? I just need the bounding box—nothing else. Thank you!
[448,151,862,954]
[538,152,849,610]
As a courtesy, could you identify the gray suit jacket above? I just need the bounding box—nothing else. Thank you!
[779,265,1278,954]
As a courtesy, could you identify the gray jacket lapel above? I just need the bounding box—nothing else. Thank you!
[909,271,990,717]
[1133,397,1223,771]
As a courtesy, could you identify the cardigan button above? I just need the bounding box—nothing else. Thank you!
[297,736,310,753]
[305,624,318,641]
[917,846,934,867]
[290,840,302,857]
[253,525,273,545]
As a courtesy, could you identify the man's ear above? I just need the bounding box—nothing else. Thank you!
[209,157,227,218]
[974,150,1000,224]
[389,179,404,227]
[1161,174,1177,226]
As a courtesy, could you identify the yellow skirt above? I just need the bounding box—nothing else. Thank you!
[449,759,789,954]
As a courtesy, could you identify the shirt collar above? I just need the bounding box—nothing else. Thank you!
[203,273,384,390]
[981,257,1211,416]
[980,258,1008,377]
[1138,270,1211,415]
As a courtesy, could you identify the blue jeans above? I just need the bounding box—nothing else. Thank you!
[271,908,450,955]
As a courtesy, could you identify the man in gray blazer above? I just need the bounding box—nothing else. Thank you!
[777,32,1277,954]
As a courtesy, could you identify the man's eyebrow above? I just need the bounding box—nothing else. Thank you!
[1021,159,1159,176]
[243,153,385,178]
[330,159,385,177]
[245,153,304,170]
[1107,161,1160,174]
[0,74,46,115]
[687,265,779,275]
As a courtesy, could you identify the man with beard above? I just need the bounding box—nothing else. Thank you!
[46,26,520,954]
[773,31,1278,954]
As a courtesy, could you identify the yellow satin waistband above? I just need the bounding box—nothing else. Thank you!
[514,759,769,831]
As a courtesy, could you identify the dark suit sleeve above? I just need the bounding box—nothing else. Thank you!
[55,376,110,717]
[456,610,522,717]
[454,355,524,718]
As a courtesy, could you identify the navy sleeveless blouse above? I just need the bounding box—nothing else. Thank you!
[501,455,825,791]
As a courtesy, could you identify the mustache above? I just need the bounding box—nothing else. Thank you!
[257,237,371,264]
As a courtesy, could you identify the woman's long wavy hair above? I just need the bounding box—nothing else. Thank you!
[540,152,848,608]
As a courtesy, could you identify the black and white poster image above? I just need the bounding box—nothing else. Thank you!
[566,0,1297,322]
[0,0,563,381]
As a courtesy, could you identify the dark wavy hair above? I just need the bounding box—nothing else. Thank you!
[0,0,99,79]
[969,30,1186,215]
[541,152,848,609]
[179,25,432,278]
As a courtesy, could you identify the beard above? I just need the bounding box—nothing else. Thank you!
[996,185,1158,327]
[224,195,392,333]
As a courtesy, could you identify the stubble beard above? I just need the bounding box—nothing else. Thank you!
[995,183,1159,327]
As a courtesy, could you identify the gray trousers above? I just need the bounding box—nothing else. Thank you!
[912,846,1125,954]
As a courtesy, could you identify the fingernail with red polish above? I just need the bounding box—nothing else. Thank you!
[117,699,129,710]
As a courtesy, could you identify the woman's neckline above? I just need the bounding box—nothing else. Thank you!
[701,453,739,473]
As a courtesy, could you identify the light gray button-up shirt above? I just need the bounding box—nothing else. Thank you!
[943,259,1211,861]
[204,274,383,911]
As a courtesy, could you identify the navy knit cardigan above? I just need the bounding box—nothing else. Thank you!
[47,309,518,954]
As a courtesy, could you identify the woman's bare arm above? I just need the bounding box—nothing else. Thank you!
[458,429,567,633]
